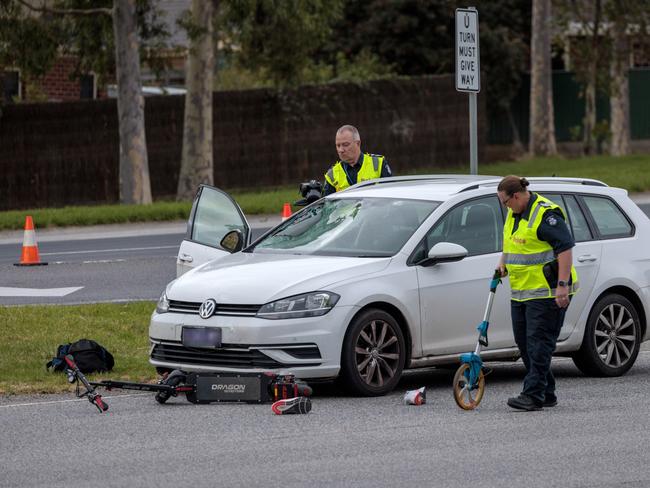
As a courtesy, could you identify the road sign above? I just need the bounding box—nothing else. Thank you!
[455,8,480,93]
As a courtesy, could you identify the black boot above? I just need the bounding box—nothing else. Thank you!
[507,394,543,411]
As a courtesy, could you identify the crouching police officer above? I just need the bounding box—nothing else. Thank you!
[496,175,578,411]
[323,125,393,196]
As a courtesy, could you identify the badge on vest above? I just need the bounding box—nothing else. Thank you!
[546,215,557,226]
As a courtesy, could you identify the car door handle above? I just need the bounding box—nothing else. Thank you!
[179,253,194,263]
[577,254,597,263]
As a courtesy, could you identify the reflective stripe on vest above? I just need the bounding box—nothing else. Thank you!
[503,194,578,301]
[511,282,580,300]
[324,153,384,192]
[503,250,556,265]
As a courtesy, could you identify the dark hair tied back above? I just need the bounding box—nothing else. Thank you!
[497,175,530,195]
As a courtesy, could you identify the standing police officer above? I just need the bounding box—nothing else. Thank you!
[323,125,393,196]
[496,175,578,411]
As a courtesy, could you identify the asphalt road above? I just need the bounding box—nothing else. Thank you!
[2,353,650,488]
[0,222,274,305]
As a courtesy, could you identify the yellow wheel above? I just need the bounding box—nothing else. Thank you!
[453,363,485,410]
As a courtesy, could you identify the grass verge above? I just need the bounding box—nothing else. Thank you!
[1,154,649,231]
[0,302,156,395]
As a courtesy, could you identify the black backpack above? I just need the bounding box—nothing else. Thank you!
[46,339,115,374]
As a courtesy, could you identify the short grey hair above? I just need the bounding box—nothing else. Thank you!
[336,125,360,141]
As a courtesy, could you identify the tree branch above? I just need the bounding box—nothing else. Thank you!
[16,0,112,16]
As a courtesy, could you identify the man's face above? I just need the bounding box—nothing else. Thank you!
[335,130,361,164]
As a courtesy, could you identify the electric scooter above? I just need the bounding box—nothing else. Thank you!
[62,354,312,413]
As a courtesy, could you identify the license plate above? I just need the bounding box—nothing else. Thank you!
[182,326,222,348]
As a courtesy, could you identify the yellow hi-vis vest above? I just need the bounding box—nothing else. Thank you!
[503,194,579,301]
[324,153,384,192]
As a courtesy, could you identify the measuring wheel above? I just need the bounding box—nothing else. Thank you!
[453,363,485,410]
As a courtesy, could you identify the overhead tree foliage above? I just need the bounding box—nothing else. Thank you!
[220,0,344,87]
[324,0,455,76]
[324,0,531,148]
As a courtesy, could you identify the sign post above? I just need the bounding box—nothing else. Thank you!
[455,7,480,175]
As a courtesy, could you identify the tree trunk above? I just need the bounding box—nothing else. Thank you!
[113,0,152,204]
[506,105,524,154]
[582,0,602,156]
[176,0,216,201]
[529,0,557,156]
[610,18,630,156]
[582,80,596,155]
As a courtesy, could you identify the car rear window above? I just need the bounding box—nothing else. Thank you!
[581,196,633,238]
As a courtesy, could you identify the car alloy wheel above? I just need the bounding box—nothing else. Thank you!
[341,308,406,396]
[594,303,637,368]
[573,293,641,377]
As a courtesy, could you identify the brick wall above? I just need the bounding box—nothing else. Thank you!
[36,56,80,101]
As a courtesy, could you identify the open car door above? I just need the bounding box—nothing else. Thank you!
[176,185,251,276]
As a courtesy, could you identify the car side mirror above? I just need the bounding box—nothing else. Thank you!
[418,242,468,267]
[220,229,244,253]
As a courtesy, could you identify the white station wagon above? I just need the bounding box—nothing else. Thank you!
[149,176,650,396]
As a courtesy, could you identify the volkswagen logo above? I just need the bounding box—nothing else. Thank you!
[198,299,217,319]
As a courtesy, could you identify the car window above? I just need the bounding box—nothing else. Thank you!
[252,197,439,257]
[415,196,504,260]
[581,195,633,238]
[541,192,594,242]
[563,195,593,241]
[191,187,247,248]
[539,193,565,213]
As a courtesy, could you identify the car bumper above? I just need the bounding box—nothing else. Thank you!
[148,306,356,379]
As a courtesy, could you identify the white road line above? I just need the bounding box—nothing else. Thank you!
[82,259,127,264]
[0,392,149,409]
[40,245,178,256]
[0,286,84,297]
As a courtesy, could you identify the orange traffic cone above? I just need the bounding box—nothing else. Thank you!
[14,216,48,266]
[281,202,292,221]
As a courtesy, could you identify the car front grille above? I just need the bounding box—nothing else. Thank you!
[151,342,321,369]
[168,300,261,316]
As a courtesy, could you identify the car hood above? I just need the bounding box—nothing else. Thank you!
[168,252,391,304]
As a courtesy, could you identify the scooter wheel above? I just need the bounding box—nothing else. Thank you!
[155,370,187,404]
[453,363,485,410]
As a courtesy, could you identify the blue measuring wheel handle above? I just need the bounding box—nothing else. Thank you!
[460,352,483,387]
[489,277,501,291]
[476,320,488,335]
[477,320,489,346]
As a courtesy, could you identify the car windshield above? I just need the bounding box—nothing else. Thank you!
[250,197,439,257]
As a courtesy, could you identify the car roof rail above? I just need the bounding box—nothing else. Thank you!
[344,174,498,192]
[457,176,609,193]
[339,174,609,194]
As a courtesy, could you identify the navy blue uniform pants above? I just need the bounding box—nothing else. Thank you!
[511,298,568,404]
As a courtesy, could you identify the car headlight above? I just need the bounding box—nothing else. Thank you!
[257,291,340,320]
[156,291,170,314]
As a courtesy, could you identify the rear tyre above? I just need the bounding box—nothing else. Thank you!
[572,293,641,377]
[340,308,406,396]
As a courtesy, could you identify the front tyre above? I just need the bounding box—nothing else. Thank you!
[340,308,406,396]
[572,293,641,377]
